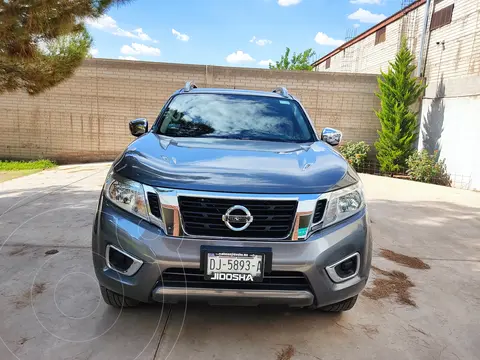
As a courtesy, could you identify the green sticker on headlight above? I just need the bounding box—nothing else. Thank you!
[298,227,308,237]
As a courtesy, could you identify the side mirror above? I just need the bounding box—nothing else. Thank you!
[321,127,342,146]
[129,118,148,137]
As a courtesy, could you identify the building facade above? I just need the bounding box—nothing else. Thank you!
[312,0,480,190]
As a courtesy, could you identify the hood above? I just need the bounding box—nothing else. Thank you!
[113,133,349,194]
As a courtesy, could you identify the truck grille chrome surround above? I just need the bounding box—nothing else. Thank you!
[142,186,331,241]
[178,196,297,239]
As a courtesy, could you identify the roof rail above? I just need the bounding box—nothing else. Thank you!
[184,81,198,92]
[272,87,290,98]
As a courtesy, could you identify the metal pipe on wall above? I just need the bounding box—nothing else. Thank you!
[417,0,432,76]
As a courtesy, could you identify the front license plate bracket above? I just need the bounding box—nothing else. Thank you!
[200,246,273,282]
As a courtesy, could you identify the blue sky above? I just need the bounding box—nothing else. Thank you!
[86,0,401,67]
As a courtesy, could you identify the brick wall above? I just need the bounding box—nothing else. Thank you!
[0,59,380,163]
[314,4,427,74]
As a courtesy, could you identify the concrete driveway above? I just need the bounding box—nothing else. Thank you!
[1,163,479,360]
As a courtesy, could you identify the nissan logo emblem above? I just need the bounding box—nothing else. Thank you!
[222,205,253,231]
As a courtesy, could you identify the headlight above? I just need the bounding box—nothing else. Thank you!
[322,183,364,228]
[104,172,149,221]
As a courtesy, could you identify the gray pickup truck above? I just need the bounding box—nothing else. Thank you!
[92,83,372,312]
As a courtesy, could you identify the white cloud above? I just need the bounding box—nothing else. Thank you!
[256,39,272,46]
[85,15,155,41]
[258,59,274,67]
[314,32,344,46]
[249,36,272,46]
[350,0,382,4]
[278,0,301,6]
[118,56,138,60]
[226,50,255,64]
[133,28,152,41]
[121,43,161,56]
[348,8,387,23]
[353,23,361,28]
[172,28,190,42]
[85,15,117,30]
[112,28,137,38]
[89,48,99,57]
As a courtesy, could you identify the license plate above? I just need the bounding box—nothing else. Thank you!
[205,252,264,282]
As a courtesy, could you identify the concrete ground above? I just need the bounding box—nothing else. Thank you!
[0,169,44,183]
[0,163,479,360]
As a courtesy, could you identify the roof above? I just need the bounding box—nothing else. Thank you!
[311,0,426,67]
[176,87,292,99]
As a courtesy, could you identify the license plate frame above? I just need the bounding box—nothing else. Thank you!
[200,246,273,283]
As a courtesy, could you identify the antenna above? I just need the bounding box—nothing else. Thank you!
[399,0,417,51]
[341,27,358,72]
[401,0,415,8]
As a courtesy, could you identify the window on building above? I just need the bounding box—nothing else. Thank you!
[326,58,331,69]
[375,26,386,45]
[430,4,454,31]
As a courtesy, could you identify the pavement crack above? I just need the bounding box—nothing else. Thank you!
[295,351,322,360]
[152,305,173,360]
[334,321,354,331]
[408,324,430,337]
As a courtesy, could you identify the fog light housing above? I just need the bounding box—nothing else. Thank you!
[325,253,360,283]
[106,245,143,276]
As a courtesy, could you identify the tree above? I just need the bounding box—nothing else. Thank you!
[0,0,128,95]
[374,37,427,173]
[269,47,316,71]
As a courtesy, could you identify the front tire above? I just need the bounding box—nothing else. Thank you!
[100,286,140,308]
[319,295,358,312]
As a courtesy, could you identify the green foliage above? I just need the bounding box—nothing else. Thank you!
[269,47,316,71]
[0,159,57,171]
[0,0,129,95]
[406,150,451,186]
[374,37,427,173]
[339,141,370,171]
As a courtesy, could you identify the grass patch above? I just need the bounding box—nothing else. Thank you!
[0,159,56,171]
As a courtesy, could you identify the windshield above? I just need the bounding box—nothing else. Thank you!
[156,93,316,143]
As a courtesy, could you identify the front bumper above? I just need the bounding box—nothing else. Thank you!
[152,288,314,307]
[92,197,372,308]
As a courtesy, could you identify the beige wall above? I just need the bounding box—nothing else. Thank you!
[314,4,426,74]
[0,59,380,163]
[314,0,480,80]
[424,0,480,82]
[418,0,480,190]
[313,0,480,190]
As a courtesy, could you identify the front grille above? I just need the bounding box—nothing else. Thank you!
[312,199,327,223]
[147,192,162,219]
[160,268,311,291]
[178,196,298,239]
